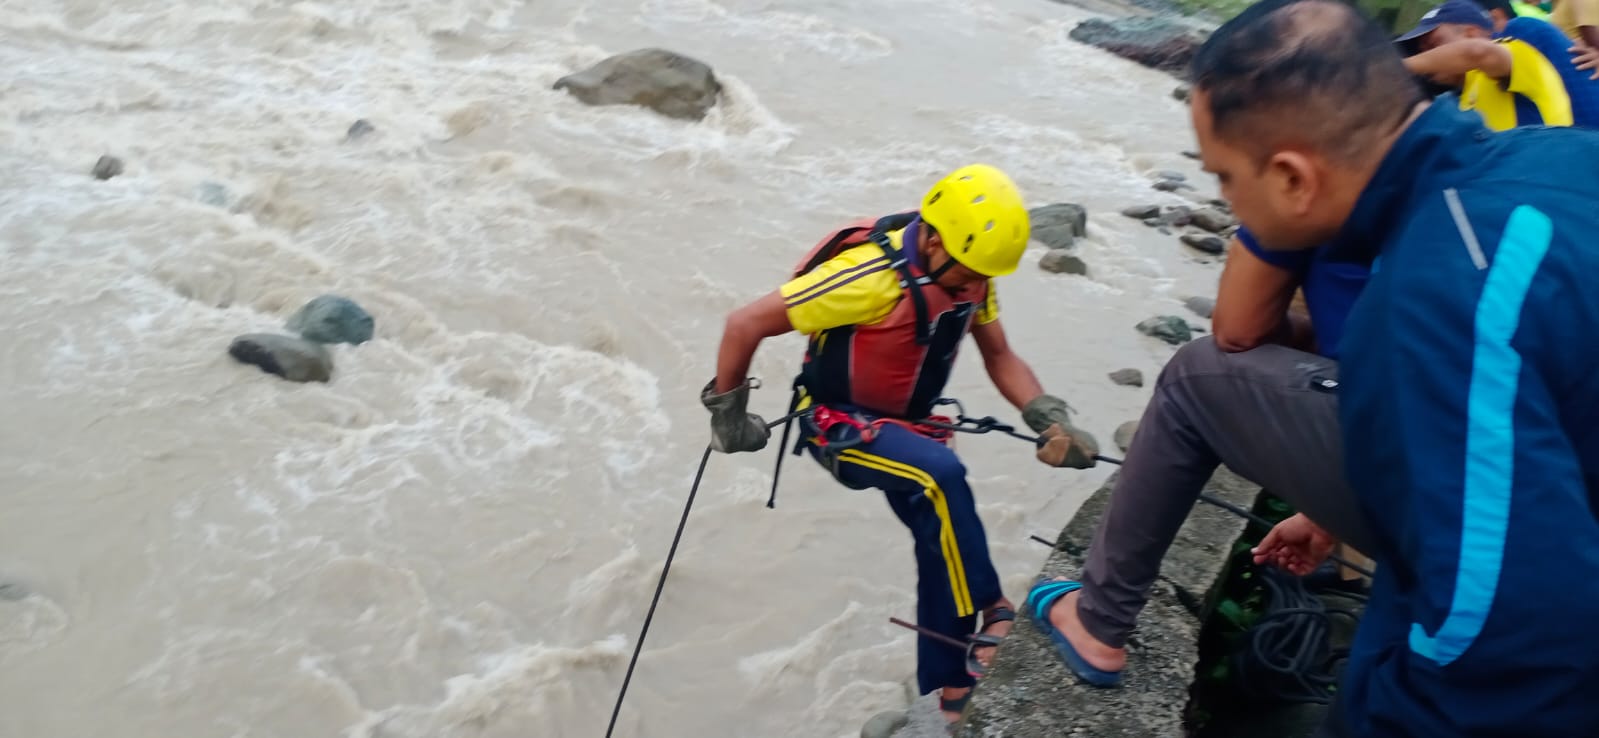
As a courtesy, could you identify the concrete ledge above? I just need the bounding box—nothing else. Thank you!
[957,467,1261,737]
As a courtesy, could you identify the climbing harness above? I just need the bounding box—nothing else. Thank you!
[765,395,1053,509]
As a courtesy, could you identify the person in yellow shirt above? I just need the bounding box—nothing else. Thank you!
[1400,0,1599,128]
[1562,0,1599,76]
[703,164,1099,729]
[1552,0,1599,47]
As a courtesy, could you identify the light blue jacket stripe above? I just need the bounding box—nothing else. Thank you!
[1409,205,1553,666]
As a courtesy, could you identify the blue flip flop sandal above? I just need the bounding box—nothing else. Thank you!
[1024,580,1123,687]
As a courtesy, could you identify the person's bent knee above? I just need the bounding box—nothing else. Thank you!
[1155,335,1227,386]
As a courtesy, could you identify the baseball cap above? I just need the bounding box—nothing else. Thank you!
[1396,0,1494,44]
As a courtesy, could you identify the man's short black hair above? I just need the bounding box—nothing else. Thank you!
[1190,0,1427,162]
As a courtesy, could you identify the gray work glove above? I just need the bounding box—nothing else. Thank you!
[701,378,771,454]
[1023,394,1099,469]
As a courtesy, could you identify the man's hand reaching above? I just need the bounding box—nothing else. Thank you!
[1252,513,1338,576]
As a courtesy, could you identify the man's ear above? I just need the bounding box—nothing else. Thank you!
[1264,150,1321,218]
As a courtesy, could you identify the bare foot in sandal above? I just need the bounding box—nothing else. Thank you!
[969,599,1015,671]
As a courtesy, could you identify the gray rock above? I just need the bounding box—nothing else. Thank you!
[92,155,124,180]
[1121,204,1161,220]
[1113,420,1139,452]
[862,709,908,738]
[228,334,333,383]
[1108,368,1144,387]
[1142,217,1162,227]
[1162,205,1193,227]
[1039,250,1088,276]
[1153,179,1193,192]
[1137,315,1193,345]
[554,48,722,121]
[1188,207,1237,233]
[894,693,951,738]
[1158,226,1173,235]
[1181,233,1227,254]
[346,119,376,140]
[1153,170,1186,182]
[1182,149,1200,160]
[1068,17,1208,73]
[0,582,28,601]
[286,294,375,345]
[1029,203,1088,249]
[1173,84,1192,102]
[197,181,230,207]
[1183,296,1216,319]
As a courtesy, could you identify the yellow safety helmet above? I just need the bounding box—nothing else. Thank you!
[919,164,1030,277]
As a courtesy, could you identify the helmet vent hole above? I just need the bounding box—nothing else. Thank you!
[971,194,986,204]
[984,220,995,232]
[928,192,942,205]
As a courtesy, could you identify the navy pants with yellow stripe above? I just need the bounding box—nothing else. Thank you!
[805,421,1002,693]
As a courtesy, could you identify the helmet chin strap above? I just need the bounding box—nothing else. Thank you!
[926,255,959,283]
[918,228,961,284]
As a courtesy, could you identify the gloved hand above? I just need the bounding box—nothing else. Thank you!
[1023,394,1099,469]
[700,378,771,454]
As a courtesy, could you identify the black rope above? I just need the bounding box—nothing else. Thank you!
[606,446,713,738]
[607,410,811,737]
[1231,567,1364,705]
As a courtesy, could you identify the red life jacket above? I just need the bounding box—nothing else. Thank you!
[792,212,988,420]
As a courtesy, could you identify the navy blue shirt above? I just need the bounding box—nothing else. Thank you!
[1328,102,1599,737]
[1235,227,1368,360]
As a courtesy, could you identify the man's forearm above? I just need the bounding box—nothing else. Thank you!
[1405,40,1511,80]
[714,319,762,394]
[983,350,1047,411]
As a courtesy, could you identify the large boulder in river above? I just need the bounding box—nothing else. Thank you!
[287,295,374,345]
[1069,18,1207,74]
[1030,203,1088,250]
[554,49,722,121]
[229,334,333,383]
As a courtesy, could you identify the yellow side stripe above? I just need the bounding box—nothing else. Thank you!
[837,448,974,616]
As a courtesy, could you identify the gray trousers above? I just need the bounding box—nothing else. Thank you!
[1078,337,1377,649]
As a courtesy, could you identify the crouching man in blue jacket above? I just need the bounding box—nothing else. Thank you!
[1188,1,1599,735]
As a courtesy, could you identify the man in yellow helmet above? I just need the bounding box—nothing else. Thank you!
[703,164,1100,727]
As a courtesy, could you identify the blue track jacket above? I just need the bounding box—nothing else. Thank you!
[1328,103,1599,736]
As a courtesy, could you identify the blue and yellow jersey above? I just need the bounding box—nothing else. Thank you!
[779,231,998,336]
[1459,18,1599,130]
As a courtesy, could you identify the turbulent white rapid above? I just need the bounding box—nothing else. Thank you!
[0,0,1225,735]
